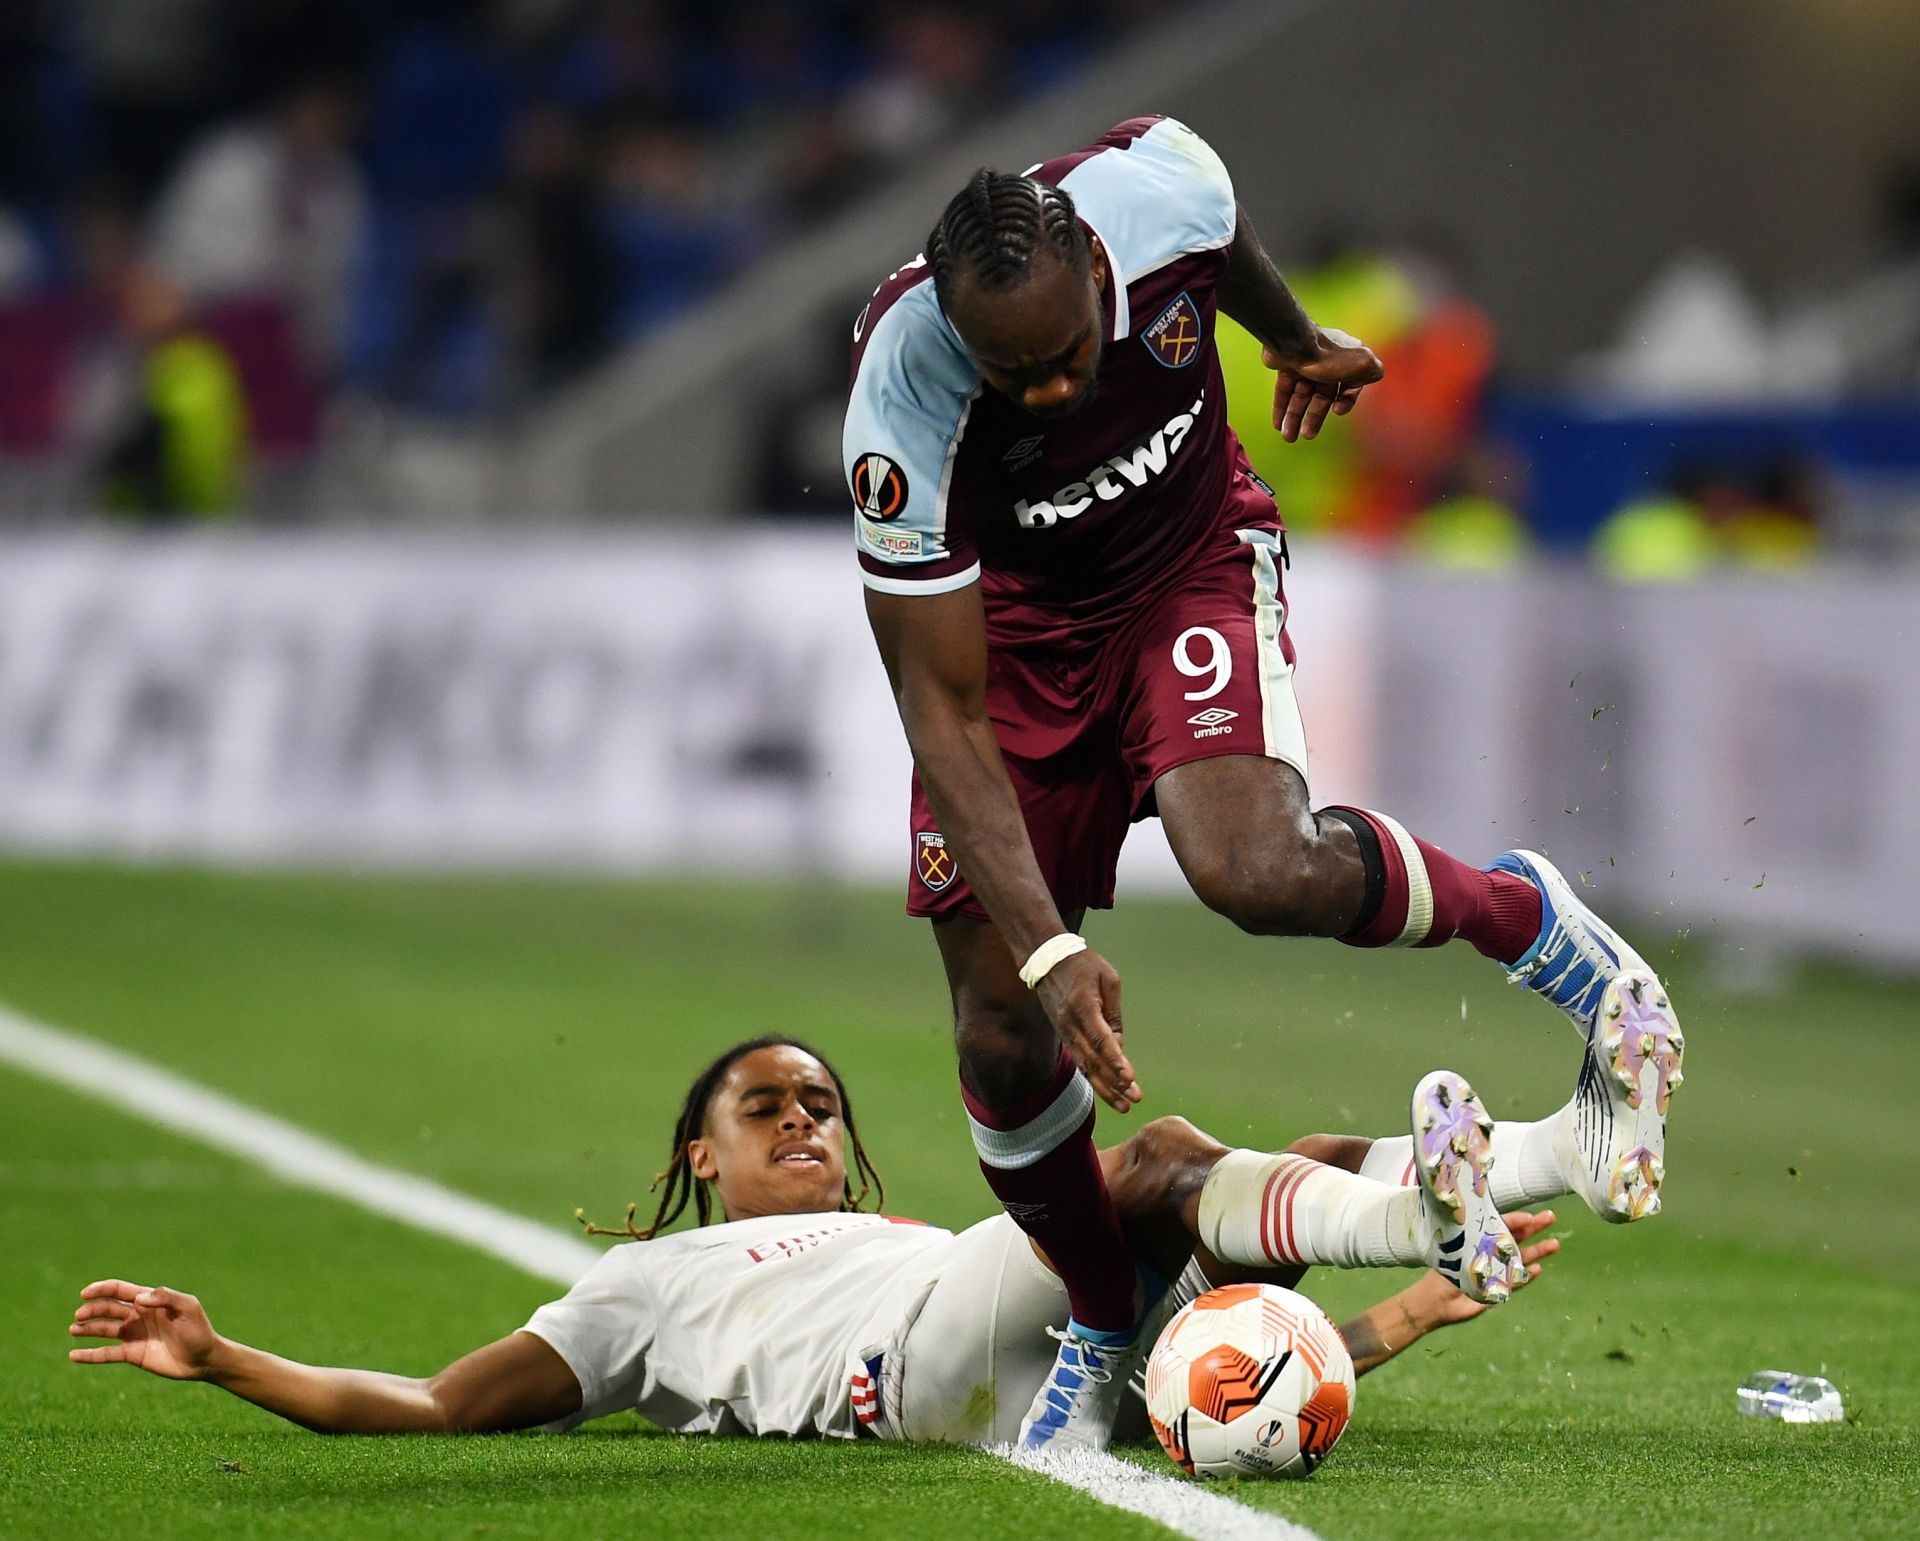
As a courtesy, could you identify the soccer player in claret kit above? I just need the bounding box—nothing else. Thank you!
[844,116,1686,1449]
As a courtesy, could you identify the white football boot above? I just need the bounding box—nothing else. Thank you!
[1488,850,1684,1221]
[1017,1323,1141,1453]
[1557,973,1686,1221]
[1412,1071,1525,1305]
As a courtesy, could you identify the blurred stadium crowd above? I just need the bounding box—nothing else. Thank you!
[1,0,1916,577]
[1216,245,1844,578]
[0,0,1178,509]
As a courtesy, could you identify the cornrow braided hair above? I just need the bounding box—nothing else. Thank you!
[575,1034,884,1244]
[926,168,1089,308]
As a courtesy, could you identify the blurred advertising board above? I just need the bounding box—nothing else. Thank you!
[0,530,907,881]
[0,532,1911,967]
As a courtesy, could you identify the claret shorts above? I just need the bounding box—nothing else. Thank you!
[906,521,1308,921]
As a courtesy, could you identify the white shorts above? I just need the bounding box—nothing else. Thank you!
[887,1215,1184,1445]
[891,1215,1067,1445]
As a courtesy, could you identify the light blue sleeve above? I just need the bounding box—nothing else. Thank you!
[842,278,983,589]
[1061,118,1236,284]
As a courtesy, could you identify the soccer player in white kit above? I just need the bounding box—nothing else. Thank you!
[67,1036,1567,1446]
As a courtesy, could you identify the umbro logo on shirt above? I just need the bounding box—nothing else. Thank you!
[1002,434,1047,472]
[1188,706,1237,739]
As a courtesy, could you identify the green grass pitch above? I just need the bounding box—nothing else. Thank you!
[1,861,1914,1539]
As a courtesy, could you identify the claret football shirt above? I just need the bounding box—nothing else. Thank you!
[844,117,1268,651]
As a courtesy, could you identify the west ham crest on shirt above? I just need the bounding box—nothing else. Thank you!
[1142,292,1203,368]
[915,831,956,892]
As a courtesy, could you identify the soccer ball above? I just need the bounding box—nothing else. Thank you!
[1144,1283,1355,1479]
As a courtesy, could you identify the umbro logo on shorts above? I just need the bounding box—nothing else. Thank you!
[1188,706,1237,738]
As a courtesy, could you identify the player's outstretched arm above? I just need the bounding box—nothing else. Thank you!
[1336,1210,1561,1377]
[865,583,1140,1109]
[1217,203,1384,444]
[69,1279,582,1433]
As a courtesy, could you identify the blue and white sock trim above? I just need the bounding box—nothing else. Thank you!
[967,1070,1097,1170]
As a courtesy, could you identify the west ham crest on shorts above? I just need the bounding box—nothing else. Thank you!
[915,831,956,892]
[1142,292,1203,368]
[851,452,909,520]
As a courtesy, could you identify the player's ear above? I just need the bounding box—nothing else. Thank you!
[1088,233,1108,291]
[687,1139,719,1183]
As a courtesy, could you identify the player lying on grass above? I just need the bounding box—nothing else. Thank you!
[70,1036,1562,1446]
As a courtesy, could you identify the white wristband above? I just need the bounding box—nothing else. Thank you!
[1019,932,1088,989]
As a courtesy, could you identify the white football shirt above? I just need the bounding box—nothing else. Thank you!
[520,1211,958,1438]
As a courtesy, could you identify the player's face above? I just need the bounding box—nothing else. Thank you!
[950,243,1108,420]
[688,1046,849,1220]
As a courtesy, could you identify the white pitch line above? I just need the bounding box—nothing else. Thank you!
[2,1001,1321,1541]
[1007,1448,1322,1541]
[0,1005,600,1285]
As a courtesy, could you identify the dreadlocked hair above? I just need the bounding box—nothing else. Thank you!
[926,168,1088,308]
[574,1034,884,1244]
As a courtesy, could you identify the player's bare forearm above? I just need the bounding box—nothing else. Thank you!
[1336,1290,1433,1378]
[908,712,1066,953]
[1218,205,1317,357]
[863,585,1066,955]
[1219,204,1383,442]
[204,1339,454,1433]
[205,1333,579,1434]
[866,584,1140,1108]
[70,1279,580,1433]
[1339,1211,1561,1376]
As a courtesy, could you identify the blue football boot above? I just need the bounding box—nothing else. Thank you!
[1489,850,1685,1221]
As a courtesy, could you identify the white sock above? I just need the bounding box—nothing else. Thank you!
[1487,1106,1574,1207]
[1350,1115,1572,1209]
[1198,1149,1425,1270]
[1356,1136,1414,1187]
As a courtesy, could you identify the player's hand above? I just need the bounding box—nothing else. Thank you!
[1036,948,1141,1112]
[1415,1209,1562,1329]
[69,1280,222,1380]
[1262,326,1384,443]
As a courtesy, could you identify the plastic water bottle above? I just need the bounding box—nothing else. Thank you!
[1735,1370,1844,1423]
